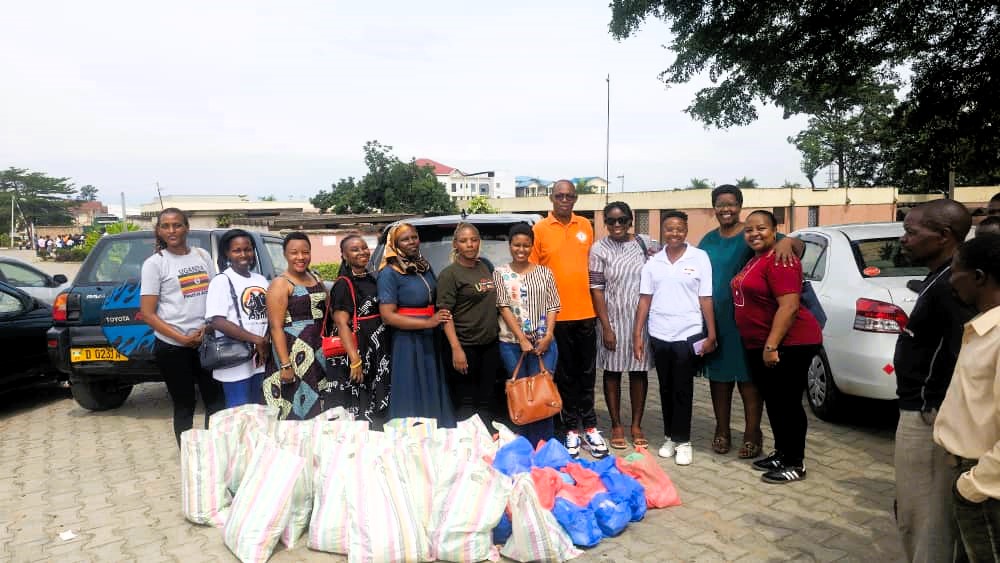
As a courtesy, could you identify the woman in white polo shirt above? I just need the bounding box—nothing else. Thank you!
[633,210,717,465]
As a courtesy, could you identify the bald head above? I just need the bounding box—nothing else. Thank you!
[916,199,972,243]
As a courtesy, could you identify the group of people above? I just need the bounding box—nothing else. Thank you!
[893,192,1000,563]
[36,233,84,256]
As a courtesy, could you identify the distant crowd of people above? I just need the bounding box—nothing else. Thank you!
[35,233,85,256]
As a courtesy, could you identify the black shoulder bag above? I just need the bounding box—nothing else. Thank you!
[199,274,254,370]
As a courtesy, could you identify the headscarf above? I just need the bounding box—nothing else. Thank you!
[379,223,431,274]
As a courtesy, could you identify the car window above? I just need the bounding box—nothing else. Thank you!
[263,239,287,277]
[851,237,929,278]
[77,235,211,283]
[798,236,828,281]
[0,262,48,287]
[0,289,24,314]
[413,223,523,275]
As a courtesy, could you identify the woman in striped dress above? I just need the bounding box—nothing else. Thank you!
[589,201,653,449]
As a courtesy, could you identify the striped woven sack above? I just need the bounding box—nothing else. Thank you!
[391,437,437,530]
[208,404,279,494]
[347,448,432,563]
[310,417,369,467]
[223,433,305,563]
[307,434,361,554]
[383,416,438,440]
[456,414,498,457]
[502,474,582,563]
[428,456,513,562]
[180,429,231,527]
[275,421,315,549]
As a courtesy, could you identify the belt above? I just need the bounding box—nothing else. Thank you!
[397,306,435,317]
[355,314,380,321]
[946,453,978,470]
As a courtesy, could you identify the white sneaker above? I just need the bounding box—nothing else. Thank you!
[675,442,693,465]
[565,431,581,458]
[658,438,676,458]
[583,428,610,459]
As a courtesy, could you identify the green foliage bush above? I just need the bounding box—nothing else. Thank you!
[312,262,341,281]
[54,247,88,262]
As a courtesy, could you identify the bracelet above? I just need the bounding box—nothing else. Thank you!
[764,345,778,352]
[349,360,363,369]
[280,362,292,369]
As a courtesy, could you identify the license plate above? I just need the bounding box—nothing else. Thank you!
[70,347,129,363]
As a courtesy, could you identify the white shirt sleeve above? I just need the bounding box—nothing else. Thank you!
[140,254,162,296]
[698,251,714,297]
[639,261,654,295]
[205,273,233,321]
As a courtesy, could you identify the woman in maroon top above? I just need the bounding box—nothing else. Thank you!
[731,210,822,484]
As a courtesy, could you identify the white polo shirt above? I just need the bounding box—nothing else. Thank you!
[639,243,713,342]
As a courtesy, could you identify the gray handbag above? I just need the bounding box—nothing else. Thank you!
[199,274,254,370]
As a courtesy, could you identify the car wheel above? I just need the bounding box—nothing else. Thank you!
[70,381,133,411]
[806,348,841,421]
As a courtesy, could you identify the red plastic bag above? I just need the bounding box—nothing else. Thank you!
[530,466,563,510]
[556,462,608,507]
[616,450,682,508]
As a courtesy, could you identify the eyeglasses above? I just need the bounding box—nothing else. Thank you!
[604,216,630,226]
[553,193,578,201]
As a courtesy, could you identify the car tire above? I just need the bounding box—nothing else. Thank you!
[71,381,133,411]
[806,348,841,421]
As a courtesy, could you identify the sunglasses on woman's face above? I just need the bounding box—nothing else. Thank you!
[604,216,630,226]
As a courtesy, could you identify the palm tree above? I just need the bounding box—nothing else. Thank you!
[689,178,712,189]
[736,177,758,189]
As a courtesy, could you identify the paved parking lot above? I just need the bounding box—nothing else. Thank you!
[1,371,903,562]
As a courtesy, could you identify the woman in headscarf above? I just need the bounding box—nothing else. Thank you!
[377,223,456,426]
[325,233,390,424]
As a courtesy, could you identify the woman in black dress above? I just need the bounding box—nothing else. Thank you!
[326,234,390,423]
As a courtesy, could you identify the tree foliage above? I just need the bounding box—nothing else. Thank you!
[609,1,1000,191]
[735,177,758,190]
[688,178,712,189]
[311,141,456,215]
[465,195,498,214]
[574,179,597,195]
[0,167,77,234]
[78,185,99,201]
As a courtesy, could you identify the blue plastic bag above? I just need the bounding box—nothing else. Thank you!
[492,511,512,545]
[600,471,647,522]
[532,438,572,470]
[551,497,602,547]
[589,492,630,537]
[582,455,617,476]
[493,436,535,476]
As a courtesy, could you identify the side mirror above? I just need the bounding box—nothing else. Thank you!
[53,274,68,285]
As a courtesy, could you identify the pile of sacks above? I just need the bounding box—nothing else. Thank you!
[179,405,682,563]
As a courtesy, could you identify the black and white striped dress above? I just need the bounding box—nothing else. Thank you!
[588,236,652,372]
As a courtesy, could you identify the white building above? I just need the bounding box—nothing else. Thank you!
[415,158,514,200]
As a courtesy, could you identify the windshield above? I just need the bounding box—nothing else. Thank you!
[77,234,212,284]
[373,222,530,275]
[851,237,928,278]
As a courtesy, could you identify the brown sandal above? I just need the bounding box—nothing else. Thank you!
[738,441,762,459]
[712,434,731,454]
[610,426,628,449]
[630,427,649,449]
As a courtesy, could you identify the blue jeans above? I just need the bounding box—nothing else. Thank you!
[221,371,265,409]
[499,341,558,448]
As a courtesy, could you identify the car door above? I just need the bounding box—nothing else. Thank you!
[0,284,51,383]
[797,232,832,328]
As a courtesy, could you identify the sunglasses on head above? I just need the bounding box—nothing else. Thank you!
[604,216,630,226]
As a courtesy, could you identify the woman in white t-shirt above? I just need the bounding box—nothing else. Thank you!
[140,208,222,446]
[205,229,270,408]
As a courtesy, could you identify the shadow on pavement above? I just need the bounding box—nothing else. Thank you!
[0,382,72,419]
[65,382,173,420]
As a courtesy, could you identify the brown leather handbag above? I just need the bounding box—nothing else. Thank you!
[506,352,562,425]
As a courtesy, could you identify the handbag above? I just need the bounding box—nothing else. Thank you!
[320,276,359,358]
[801,280,827,329]
[506,351,563,425]
[199,274,254,371]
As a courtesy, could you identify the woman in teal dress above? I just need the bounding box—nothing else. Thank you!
[698,185,801,458]
[377,223,456,427]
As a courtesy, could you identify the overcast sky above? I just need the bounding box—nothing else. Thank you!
[1,1,813,204]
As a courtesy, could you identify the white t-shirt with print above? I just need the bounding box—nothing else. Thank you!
[639,243,713,342]
[140,247,215,346]
[204,268,269,383]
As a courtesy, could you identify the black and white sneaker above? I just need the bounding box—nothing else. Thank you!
[752,451,784,472]
[761,465,806,484]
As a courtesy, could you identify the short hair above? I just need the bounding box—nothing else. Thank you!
[282,231,311,251]
[990,192,1000,204]
[662,209,689,223]
[976,215,1000,236]
[552,179,575,193]
[217,228,257,271]
[957,233,1000,282]
[603,201,633,222]
[746,209,778,228]
[915,199,972,242]
[711,184,744,206]
[509,222,534,242]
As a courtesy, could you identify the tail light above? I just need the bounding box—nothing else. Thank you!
[854,298,908,333]
[52,293,68,322]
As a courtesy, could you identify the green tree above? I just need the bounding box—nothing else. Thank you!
[0,167,76,235]
[258,194,276,202]
[735,177,758,190]
[688,178,712,189]
[78,185,99,201]
[781,180,802,189]
[465,195,498,214]
[575,179,596,195]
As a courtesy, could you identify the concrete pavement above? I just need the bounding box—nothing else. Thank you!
[0,373,903,562]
